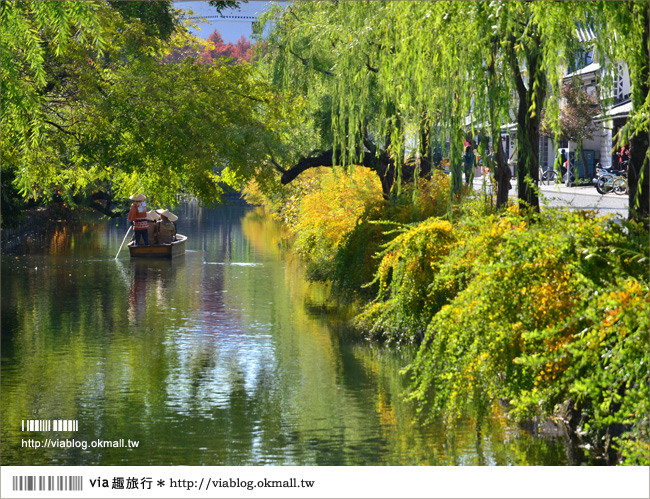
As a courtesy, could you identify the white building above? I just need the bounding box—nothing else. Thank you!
[502,39,631,180]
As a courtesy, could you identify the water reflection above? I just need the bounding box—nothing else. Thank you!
[115,259,187,325]
[1,204,576,466]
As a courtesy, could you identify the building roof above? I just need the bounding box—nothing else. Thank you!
[564,62,601,79]
[595,100,632,122]
[575,25,596,43]
[606,100,632,118]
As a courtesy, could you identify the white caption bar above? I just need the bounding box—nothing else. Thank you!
[1,465,648,498]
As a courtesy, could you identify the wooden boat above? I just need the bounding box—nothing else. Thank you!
[128,234,187,258]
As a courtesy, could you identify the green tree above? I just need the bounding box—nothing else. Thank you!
[534,0,649,221]
[207,0,246,15]
[543,79,602,184]
[108,0,180,41]
[257,2,587,210]
[1,0,289,224]
[257,1,439,201]
[1,0,106,224]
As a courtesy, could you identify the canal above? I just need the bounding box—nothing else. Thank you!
[2,203,576,465]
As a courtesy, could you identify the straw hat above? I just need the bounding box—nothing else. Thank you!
[146,210,161,221]
[129,193,146,201]
[156,209,178,222]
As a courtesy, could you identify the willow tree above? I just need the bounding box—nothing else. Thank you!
[531,0,649,222]
[258,1,484,199]
[256,2,399,199]
[590,1,649,223]
[258,1,589,210]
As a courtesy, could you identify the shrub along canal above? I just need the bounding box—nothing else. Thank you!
[2,203,586,465]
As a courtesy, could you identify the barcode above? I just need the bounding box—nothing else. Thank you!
[12,476,83,491]
[21,419,78,431]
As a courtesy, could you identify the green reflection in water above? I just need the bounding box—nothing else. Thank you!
[1,204,573,465]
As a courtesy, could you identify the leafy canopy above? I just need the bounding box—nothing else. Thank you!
[257,2,594,197]
[1,0,294,210]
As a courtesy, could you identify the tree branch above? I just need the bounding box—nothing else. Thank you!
[44,120,81,142]
[364,52,379,73]
[226,89,267,103]
[363,137,377,156]
[287,48,334,76]
[279,145,388,185]
[88,200,126,218]
[287,6,300,22]
[507,36,527,98]
[280,149,335,184]
[270,157,286,173]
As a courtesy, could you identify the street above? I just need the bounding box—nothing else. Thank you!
[472,175,628,218]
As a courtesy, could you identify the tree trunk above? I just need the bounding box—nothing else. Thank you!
[419,111,432,178]
[509,36,546,212]
[494,134,511,209]
[629,129,649,224]
[279,144,397,200]
[628,4,649,224]
[450,126,464,196]
[579,140,589,182]
[486,42,511,210]
[515,94,536,210]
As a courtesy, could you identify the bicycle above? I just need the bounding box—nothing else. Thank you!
[596,173,627,195]
[539,168,556,185]
[612,176,628,195]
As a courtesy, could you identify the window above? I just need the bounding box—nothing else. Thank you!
[614,63,630,103]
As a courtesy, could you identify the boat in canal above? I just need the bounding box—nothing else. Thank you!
[128,234,187,258]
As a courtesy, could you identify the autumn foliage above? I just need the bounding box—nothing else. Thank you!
[201,29,252,63]
[249,168,649,464]
[402,206,648,465]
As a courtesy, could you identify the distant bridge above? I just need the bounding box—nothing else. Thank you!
[183,14,258,22]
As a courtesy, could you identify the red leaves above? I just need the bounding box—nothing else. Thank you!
[202,29,252,63]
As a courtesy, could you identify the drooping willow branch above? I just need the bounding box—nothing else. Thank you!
[286,47,334,76]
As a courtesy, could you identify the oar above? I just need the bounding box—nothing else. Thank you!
[115,225,133,259]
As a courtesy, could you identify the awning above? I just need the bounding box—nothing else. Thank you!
[594,100,632,122]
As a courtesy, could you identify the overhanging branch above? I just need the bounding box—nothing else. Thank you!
[287,47,334,76]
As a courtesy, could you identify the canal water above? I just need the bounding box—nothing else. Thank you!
[2,203,576,465]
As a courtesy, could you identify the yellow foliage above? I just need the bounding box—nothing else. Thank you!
[292,167,383,259]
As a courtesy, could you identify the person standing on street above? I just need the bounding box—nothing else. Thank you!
[463,145,476,185]
[617,144,630,172]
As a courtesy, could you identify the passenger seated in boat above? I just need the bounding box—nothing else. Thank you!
[146,210,160,245]
[156,209,178,244]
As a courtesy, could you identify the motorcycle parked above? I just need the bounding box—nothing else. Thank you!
[593,162,628,195]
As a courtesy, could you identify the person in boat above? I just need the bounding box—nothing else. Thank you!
[146,210,160,245]
[156,209,178,244]
[127,194,149,246]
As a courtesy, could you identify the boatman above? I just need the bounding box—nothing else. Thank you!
[128,194,149,245]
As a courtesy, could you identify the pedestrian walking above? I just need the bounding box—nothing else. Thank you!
[463,145,475,185]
